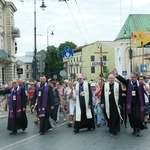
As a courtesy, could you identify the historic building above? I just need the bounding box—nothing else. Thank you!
[63,41,115,81]
[115,14,150,77]
[0,0,20,84]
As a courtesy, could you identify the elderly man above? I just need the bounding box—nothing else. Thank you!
[114,68,145,136]
[74,74,95,133]
[101,74,122,135]
[32,75,54,135]
[0,79,27,135]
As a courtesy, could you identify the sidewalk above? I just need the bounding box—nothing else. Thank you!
[0,99,8,119]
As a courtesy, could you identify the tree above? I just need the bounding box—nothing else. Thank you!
[44,41,77,80]
[103,66,109,79]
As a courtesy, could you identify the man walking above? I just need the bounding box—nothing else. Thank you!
[101,74,122,135]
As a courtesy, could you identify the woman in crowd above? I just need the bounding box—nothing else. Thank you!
[51,81,60,127]
[67,82,76,127]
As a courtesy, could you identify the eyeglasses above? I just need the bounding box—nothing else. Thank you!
[78,78,82,80]
[12,82,17,84]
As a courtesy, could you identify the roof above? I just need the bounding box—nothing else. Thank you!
[115,14,150,40]
[16,56,33,63]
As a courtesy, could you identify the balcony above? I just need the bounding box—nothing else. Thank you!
[0,49,11,64]
[12,28,20,38]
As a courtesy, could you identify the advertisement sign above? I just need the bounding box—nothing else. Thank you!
[131,31,150,48]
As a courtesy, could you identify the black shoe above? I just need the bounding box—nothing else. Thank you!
[73,129,79,134]
[121,120,123,125]
[10,131,17,135]
[136,131,141,137]
[40,132,45,135]
[68,123,72,127]
[96,124,101,128]
[87,127,91,130]
[111,132,117,135]
[124,124,127,128]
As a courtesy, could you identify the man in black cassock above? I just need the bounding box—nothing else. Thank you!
[101,74,122,135]
[74,74,95,134]
[32,75,54,135]
[114,68,145,137]
[0,79,27,135]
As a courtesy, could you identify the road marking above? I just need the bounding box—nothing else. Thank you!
[0,121,67,150]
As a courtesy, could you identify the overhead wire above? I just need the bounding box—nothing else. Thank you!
[63,0,87,44]
[74,0,91,42]
[130,0,133,14]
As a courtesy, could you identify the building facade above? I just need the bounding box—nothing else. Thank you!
[0,0,20,84]
[64,41,115,81]
[16,52,34,81]
[115,14,150,77]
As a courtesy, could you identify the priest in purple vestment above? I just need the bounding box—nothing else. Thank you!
[0,79,27,135]
[32,75,54,135]
[114,68,145,137]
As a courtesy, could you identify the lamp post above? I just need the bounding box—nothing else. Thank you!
[47,25,55,47]
[123,25,133,73]
[34,0,47,80]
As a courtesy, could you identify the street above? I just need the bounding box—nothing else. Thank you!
[0,113,150,150]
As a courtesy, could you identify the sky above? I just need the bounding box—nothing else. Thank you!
[12,0,150,56]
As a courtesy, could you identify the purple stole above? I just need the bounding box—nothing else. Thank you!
[126,81,145,116]
[9,87,22,118]
[37,84,49,117]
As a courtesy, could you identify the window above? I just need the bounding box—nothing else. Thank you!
[103,55,107,61]
[77,67,78,74]
[91,66,95,73]
[80,67,82,73]
[26,73,29,78]
[80,56,82,62]
[76,57,78,62]
[26,65,29,69]
[91,55,95,61]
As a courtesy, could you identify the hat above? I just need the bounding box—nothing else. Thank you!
[90,82,96,87]
[30,82,35,85]
[74,81,78,85]
[64,79,69,83]
[77,74,84,79]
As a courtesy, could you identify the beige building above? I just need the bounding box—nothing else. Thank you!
[63,41,115,81]
[0,0,20,84]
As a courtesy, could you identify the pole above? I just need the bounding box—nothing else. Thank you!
[129,33,132,73]
[47,27,49,47]
[100,46,103,78]
[34,0,37,80]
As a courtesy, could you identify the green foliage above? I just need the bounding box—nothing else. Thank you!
[45,41,77,80]
[103,66,109,79]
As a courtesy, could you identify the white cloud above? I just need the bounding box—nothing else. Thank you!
[13,0,150,56]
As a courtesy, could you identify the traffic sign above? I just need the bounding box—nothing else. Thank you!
[59,70,66,77]
[62,46,74,59]
[17,68,23,74]
[122,71,127,76]
[140,64,147,72]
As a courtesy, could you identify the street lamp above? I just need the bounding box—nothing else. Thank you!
[47,25,55,47]
[34,0,47,80]
[123,25,133,73]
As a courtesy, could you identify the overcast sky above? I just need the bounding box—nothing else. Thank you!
[12,0,150,56]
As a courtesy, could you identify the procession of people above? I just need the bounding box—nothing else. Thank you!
[0,69,150,137]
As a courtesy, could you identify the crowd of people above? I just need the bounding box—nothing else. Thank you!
[0,68,150,137]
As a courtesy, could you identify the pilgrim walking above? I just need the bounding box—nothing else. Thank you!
[32,75,54,135]
[114,68,145,136]
[74,74,95,133]
[101,74,122,135]
[0,79,28,135]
